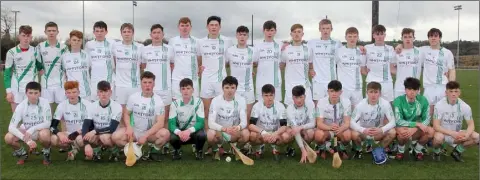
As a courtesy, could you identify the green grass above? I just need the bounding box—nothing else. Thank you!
[1,70,479,179]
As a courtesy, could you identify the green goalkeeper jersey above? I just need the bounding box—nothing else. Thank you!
[393,94,430,128]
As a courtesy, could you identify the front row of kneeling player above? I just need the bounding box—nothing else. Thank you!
[5,72,479,165]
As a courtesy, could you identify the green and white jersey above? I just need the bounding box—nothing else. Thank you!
[53,98,92,134]
[85,39,116,85]
[141,44,174,91]
[113,41,144,88]
[126,92,165,132]
[254,41,282,89]
[37,41,68,89]
[61,50,92,98]
[307,38,342,83]
[286,100,316,129]
[208,94,247,131]
[169,97,204,132]
[364,44,395,83]
[169,36,200,81]
[393,47,422,91]
[8,97,51,140]
[4,45,40,93]
[420,46,454,87]
[226,45,256,92]
[251,101,286,132]
[197,35,233,82]
[89,99,123,129]
[350,98,396,133]
[317,97,351,126]
[433,97,472,132]
[335,46,366,91]
[281,44,312,89]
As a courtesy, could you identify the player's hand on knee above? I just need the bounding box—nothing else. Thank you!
[137,136,147,145]
[371,128,383,136]
[84,130,96,142]
[416,123,427,133]
[456,131,468,142]
[59,134,71,144]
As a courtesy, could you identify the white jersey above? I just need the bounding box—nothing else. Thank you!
[37,41,68,89]
[8,97,52,140]
[4,45,40,93]
[113,42,144,88]
[89,99,123,129]
[251,101,286,132]
[307,38,342,83]
[420,46,455,87]
[61,50,92,98]
[208,94,247,131]
[53,98,92,134]
[286,100,316,129]
[169,97,204,132]
[434,98,472,132]
[281,44,312,89]
[317,97,352,126]
[141,44,174,91]
[254,41,283,89]
[393,47,422,90]
[169,36,200,82]
[226,45,256,92]
[197,35,233,82]
[364,44,395,83]
[350,98,395,133]
[85,39,116,85]
[335,46,366,91]
[126,92,165,132]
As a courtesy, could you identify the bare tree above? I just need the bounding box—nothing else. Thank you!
[1,6,14,38]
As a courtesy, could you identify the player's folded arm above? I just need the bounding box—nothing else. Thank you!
[8,106,26,140]
[95,120,119,135]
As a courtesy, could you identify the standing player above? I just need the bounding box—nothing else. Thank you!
[362,25,395,103]
[350,82,396,159]
[206,76,249,160]
[432,81,479,162]
[5,82,52,165]
[281,24,314,106]
[254,20,283,102]
[4,25,43,112]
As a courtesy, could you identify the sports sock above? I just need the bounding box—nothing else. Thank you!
[42,147,51,154]
[411,140,418,145]
[455,145,465,153]
[318,143,326,150]
[353,143,362,151]
[339,143,346,151]
[414,143,424,153]
[433,147,441,154]
[15,147,26,155]
[398,145,405,153]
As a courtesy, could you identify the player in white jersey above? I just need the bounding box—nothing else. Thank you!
[350,82,396,159]
[254,20,283,102]
[314,80,351,160]
[281,24,314,106]
[226,25,256,122]
[61,30,92,100]
[85,21,116,101]
[283,86,316,163]
[336,27,366,107]
[81,81,122,161]
[38,22,68,106]
[207,76,249,160]
[113,23,144,106]
[49,81,92,161]
[391,28,422,98]
[248,84,288,160]
[5,82,52,165]
[362,25,395,102]
[4,25,42,112]
[112,72,170,161]
[170,17,201,99]
[432,81,479,162]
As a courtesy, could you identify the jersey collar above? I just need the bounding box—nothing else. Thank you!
[180,97,194,106]
[45,41,60,48]
[446,98,459,106]
[27,98,40,106]
[69,96,82,105]
[99,99,111,108]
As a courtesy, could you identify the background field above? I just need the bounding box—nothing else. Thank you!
[0,70,479,179]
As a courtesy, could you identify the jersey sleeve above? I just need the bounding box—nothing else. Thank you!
[207,98,222,131]
[388,46,395,63]
[252,46,259,63]
[168,101,179,133]
[446,50,455,70]
[4,49,14,92]
[238,98,248,129]
[126,94,135,112]
[112,104,123,122]
[155,97,165,116]
[191,99,205,133]
[196,39,202,56]
[8,102,26,140]
[53,102,65,120]
[350,105,366,133]
[359,52,367,66]
[286,106,295,126]
[317,103,326,118]
[462,103,473,121]
[281,48,288,63]
[301,102,316,129]
[420,98,431,126]
[343,99,352,117]
[380,100,396,133]
[278,103,287,120]
[250,103,260,119]
[168,45,175,63]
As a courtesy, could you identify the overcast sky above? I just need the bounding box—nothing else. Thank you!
[1,1,479,44]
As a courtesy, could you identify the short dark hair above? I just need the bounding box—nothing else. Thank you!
[263,20,277,30]
[345,27,358,36]
[97,81,111,91]
[19,25,32,35]
[367,81,382,91]
[141,71,156,81]
[446,81,460,90]
[404,77,421,90]
[427,28,442,38]
[291,86,305,97]
[150,24,164,32]
[372,24,386,34]
[401,28,415,38]
[207,16,221,25]
[179,78,193,88]
[222,76,238,88]
[45,22,58,30]
[236,25,249,34]
[93,21,108,31]
[261,84,275,95]
[25,81,41,93]
[328,80,342,91]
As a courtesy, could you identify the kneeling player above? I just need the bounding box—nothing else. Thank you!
[5,82,52,165]
[81,81,122,161]
[169,78,206,160]
[393,77,434,161]
[314,80,351,160]
[248,84,288,160]
[112,72,170,161]
[207,76,250,160]
[432,81,479,162]
[350,82,396,159]
[50,81,93,161]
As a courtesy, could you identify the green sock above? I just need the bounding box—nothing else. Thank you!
[398,145,405,153]
[433,147,441,154]
[441,142,447,149]
[339,143,346,151]
[93,147,101,154]
[366,139,374,146]
[455,145,465,153]
[353,143,362,151]
[318,144,326,150]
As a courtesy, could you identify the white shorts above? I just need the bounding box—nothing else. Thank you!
[284,86,313,106]
[12,90,26,104]
[424,84,446,105]
[115,87,140,104]
[255,85,282,102]
[366,81,394,102]
[172,79,199,99]
[200,81,222,99]
[41,88,65,104]
[237,90,255,104]
[312,81,329,101]
[154,89,172,105]
[342,89,363,106]
[134,129,147,140]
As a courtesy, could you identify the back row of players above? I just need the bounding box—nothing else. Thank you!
[4,16,477,165]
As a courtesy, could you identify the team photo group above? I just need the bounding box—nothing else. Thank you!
[3,14,479,167]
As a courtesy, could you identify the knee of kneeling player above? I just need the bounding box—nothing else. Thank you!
[433,133,445,144]
[387,129,396,137]
[195,130,207,141]
[38,130,52,141]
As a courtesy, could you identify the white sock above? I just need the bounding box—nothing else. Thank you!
[414,143,424,153]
